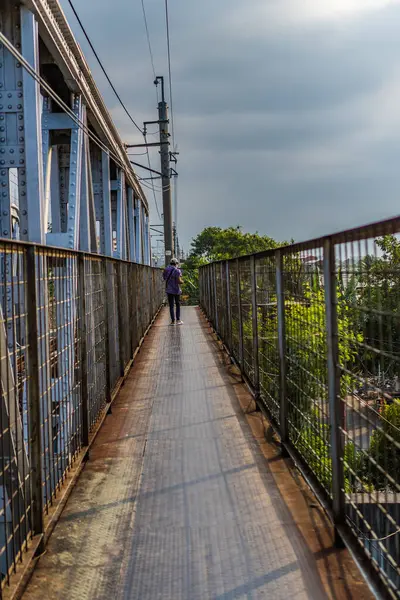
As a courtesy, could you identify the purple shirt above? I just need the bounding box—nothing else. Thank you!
[163,265,182,295]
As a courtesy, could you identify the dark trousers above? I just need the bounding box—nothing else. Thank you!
[167,293,181,322]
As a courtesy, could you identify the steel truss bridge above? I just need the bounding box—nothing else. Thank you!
[0,0,159,589]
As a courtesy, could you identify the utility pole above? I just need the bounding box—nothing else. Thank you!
[155,76,173,266]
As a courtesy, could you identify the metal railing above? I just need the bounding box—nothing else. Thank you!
[0,241,163,593]
[200,216,400,599]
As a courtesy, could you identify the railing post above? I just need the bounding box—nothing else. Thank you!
[276,250,288,444]
[117,262,125,377]
[213,263,218,333]
[78,254,89,447]
[220,261,225,340]
[225,261,232,352]
[236,259,244,373]
[103,260,112,404]
[26,246,44,538]
[250,255,260,397]
[323,238,345,544]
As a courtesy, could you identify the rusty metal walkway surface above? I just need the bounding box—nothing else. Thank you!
[22,307,371,600]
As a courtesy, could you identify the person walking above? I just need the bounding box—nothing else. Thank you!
[163,258,183,325]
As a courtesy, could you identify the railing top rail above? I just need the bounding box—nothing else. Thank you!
[199,215,400,266]
[0,237,161,268]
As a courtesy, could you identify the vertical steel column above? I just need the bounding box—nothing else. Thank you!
[323,238,345,542]
[103,260,112,403]
[213,263,218,333]
[226,261,232,352]
[21,7,45,244]
[250,255,260,396]
[220,261,225,341]
[236,259,244,372]
[78,255,89,446]
[117,262,125,377]
[276,250,288,442]
[26,247,44,537]
[127,188,135,262]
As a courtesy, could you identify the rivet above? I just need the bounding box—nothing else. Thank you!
[18,126,23,131]
[19,137,24,142]
[10,160,14,164]
[18,115,23,120]
[3,230,8,235]
[19,148,23,154]
[19,159,24,164]
[7,105,11,110]
[22,210,27,215]
[23,229,27,234]
[10,149,14,154]
[7,93,11,98]
[17,104,22,109]
[2,211,7,216]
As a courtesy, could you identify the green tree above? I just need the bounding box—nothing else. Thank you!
[181,226,283,305]
[362,400,400,491]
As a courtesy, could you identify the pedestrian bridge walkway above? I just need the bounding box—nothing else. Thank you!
[22,307,370,600]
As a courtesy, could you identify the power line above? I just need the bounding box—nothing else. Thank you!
[66,0,143,134]
[164,0,175,147]
[140,0,157,81]
[144,135,161,220]
[66,0,163,222]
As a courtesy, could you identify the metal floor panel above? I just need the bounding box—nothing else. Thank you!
[22,307,362,600]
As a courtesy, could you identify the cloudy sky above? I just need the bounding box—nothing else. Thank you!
[62,0,400,251]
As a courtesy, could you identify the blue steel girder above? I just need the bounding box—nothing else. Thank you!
[0,3,45,243]
[45,95,84,250]
[114,170,127,260]
[79,130,97,253]
[91,144,112,256]
[127,187,135,262]
[134,199,142,264]
[0,1,151,265]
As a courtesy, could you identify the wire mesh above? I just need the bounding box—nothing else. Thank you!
[229,263,240,364]
[335,229,400,595]
[239,259,254,383]
[84,257,107,431]
[0,241,162,594]
[199,216,400,598]
[256,255,280,423]
[282,244,331,495]
[0,243,31,584]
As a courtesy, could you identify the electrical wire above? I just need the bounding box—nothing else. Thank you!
[144,135,161,220]
[164,0,175,147]
[140,0,157,81]
[66,1,165,228]
[66,0,143,134]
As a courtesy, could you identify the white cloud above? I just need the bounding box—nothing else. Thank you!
[228,0,400,36]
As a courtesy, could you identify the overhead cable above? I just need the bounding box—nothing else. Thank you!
[66,0,143,134]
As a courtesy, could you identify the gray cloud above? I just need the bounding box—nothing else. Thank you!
[63,0,400,252]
